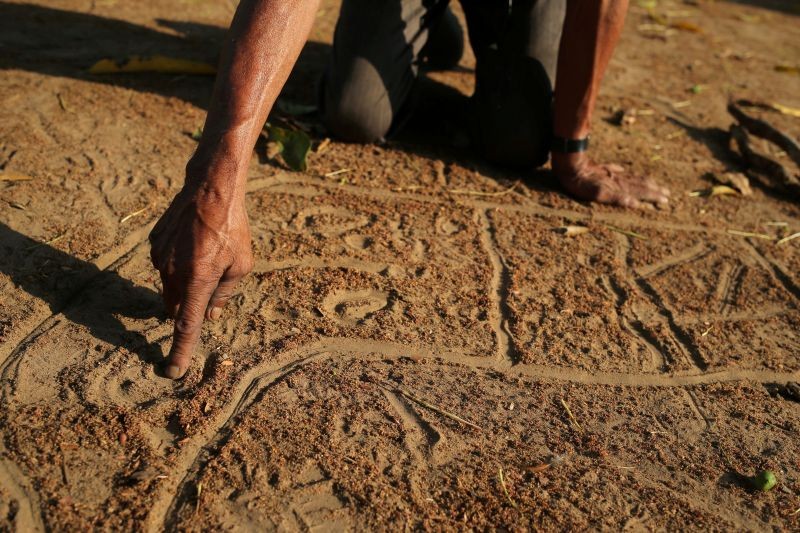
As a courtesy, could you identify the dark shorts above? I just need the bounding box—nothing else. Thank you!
[320,0,566,167]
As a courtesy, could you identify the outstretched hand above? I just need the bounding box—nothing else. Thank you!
[552,152,670,208]
[149,181,253,379]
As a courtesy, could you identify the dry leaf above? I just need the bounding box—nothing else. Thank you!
[89,55,216,75]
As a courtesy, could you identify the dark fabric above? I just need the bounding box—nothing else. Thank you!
[320,0,566,167]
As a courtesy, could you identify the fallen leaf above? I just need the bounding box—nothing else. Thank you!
[262,124,311,171]
[89,55,216,75]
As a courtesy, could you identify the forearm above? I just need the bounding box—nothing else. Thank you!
[553,0,628,139]
[188,0,320,199]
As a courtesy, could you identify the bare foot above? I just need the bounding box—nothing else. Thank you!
[552,152,670,208]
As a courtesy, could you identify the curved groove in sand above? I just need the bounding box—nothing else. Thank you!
[245,172,732,235]
[146,336,799,530]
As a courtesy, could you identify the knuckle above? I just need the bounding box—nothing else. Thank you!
[174,316,200,336]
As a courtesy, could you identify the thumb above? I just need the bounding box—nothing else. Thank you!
[164,277,217,379]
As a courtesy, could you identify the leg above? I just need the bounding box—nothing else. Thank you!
[461,0,566,167]
[321,0,451,143]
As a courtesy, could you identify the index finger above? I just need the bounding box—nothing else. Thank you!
[163,276,217,379]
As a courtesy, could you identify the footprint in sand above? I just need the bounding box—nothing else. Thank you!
[320,289,389,326]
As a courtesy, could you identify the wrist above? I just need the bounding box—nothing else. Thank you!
[185,147,247,200]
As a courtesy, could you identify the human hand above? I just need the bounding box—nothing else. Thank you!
[552,152,670,208]
[149,180,253,379]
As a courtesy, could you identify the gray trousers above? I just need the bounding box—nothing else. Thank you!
[320,0,566,167]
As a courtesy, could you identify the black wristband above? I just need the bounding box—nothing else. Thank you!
[551,135,590,153]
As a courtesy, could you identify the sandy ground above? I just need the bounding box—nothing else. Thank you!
[1,0,800,530]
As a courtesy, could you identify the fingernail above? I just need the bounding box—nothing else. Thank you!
[164,365,184,380]
[209,307,222,320]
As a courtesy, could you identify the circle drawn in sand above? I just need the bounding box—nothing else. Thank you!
[292,207,369,236]
[320,289,389,326]
[344,233,372,250]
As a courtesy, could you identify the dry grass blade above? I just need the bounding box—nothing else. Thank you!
[449,181,519,197]
[701,325,713,337]
[324,168,351,178]
[57,93,71,112]
[726,229,775,241]
[554,225,590,236]
[6,200,27,210]
[526,463,552,473]
[393,387,482,431]
[195,482,203,514]
[120,205,149,224]
[498,467,518,509]
[0,172,33,182]
[688,185,738,197]
[316,137,331,154]
[603,224,647,240]
[772,103,800,118]
[776,232,800,245]
[560,398,583,432]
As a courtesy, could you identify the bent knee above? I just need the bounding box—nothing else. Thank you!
[321,58,394,143]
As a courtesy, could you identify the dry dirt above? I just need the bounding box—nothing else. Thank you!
[1,0,800,530]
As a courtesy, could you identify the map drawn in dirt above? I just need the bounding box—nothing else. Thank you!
[1,0,800,530]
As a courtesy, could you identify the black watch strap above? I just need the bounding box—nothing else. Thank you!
[551,135,590,153]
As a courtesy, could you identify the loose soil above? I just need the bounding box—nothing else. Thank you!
[1,0,799,530]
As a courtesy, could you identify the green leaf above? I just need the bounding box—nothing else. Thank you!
[263,124,311,171]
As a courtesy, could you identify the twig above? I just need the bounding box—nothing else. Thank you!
[392,386,482,431]
[701,325,713,337]
[729,100,800,167]
[726,229,775,241]
[498,467,518,509]
[560,398,583,432]
[449,181,519,197]
[120,205,149,224]
[603,224,647,240]
[729,124,800,196]
[776,232,800,245]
